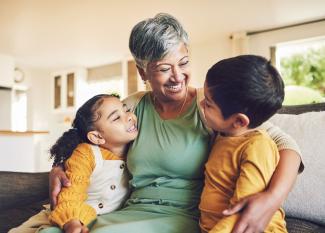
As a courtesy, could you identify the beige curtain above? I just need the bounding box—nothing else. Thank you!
[231,31,249,56]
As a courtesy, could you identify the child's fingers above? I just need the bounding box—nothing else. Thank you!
[81,226,90,233]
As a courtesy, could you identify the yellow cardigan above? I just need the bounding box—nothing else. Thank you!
[49,143,121,228]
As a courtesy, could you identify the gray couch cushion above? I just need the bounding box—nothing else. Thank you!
[0,172,49,210]
[0,172,49,233]
[286,218,325,233]
[270,111,325,225]
[0,199,49,233]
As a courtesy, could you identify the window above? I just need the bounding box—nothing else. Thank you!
[275,37,325,105]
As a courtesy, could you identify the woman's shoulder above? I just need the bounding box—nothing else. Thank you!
[195,87,204,102]
[122,91,149,112]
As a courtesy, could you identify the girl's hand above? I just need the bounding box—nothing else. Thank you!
[64,220,89,233]
[49,166,71,210]
[223,191,279,233]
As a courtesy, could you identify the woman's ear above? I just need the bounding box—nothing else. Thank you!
[87,131,106,145]
[136,65,147,82]
[233,113,250,129]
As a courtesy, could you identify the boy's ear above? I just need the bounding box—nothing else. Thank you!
[232,113,250,129]
[136,65,147,82]
[87,131,106,145]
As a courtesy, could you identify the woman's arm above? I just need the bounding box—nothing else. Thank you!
[223,149,301,233]
[49,166,71,210]
[259,121,302,170]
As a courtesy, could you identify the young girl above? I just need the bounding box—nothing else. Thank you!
[44,94,138,233]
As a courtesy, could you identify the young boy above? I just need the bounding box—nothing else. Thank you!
[199,55,287,233]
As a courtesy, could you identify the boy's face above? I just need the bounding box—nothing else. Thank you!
[201,82,235,134]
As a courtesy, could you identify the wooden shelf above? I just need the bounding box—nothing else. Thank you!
[0,130,49,135]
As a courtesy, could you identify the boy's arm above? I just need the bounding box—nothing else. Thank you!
[49,144,97,229]
[224,123,302,233]
[220,136,280,233]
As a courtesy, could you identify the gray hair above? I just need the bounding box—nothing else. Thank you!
[129,13,189,69]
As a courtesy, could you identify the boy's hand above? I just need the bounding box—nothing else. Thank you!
[63,220,89,233]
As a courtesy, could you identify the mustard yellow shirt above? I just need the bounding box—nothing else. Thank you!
[199,130,287,233]
[49,143,122,228]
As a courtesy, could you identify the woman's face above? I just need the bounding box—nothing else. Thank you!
[141,42,190,103]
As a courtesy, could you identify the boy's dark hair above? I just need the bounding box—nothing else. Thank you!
[50,94,119,166]
[206,55,284,128]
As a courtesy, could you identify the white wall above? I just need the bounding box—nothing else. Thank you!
[249,21,325,59]
[22,68,54,171]
[22,68,52,130]
[190,36,232,87]
[189,21,325,88]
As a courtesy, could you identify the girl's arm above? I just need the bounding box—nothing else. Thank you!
[49,144,97,229]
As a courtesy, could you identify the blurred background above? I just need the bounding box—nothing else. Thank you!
[0,0,324,172]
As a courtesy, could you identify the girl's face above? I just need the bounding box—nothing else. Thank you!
[201,82,234,134]
[94,97,138,147]
[140,42,190,103]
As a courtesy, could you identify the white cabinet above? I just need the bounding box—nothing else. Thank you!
[51,68,89,112]
[0,131,51,172]
[0,54,14,88]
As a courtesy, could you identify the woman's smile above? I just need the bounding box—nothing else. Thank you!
[164,82,184,93]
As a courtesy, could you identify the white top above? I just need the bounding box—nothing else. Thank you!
[86,145,129,215]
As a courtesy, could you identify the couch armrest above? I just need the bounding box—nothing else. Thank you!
[0,171,49,211]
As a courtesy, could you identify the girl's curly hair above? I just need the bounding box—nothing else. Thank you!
[50,94,120,166]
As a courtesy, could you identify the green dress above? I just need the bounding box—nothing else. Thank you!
[91,93,210,233]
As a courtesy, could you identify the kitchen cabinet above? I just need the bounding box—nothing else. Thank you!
[0,130,50,172]
[51,68,89,112]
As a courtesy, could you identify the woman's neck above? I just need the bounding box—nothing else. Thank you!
[152,87,196,119]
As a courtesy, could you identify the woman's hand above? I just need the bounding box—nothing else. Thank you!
[49,166,71,210]
[64,220,89,233]
[223,191,280,233]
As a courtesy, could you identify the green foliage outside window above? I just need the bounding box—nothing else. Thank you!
[280,46,325,105]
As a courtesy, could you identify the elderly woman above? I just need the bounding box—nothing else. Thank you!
[12,13,302,233]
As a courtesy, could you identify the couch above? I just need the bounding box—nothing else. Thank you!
[1,103,325,233]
